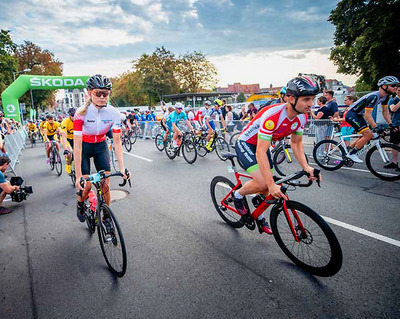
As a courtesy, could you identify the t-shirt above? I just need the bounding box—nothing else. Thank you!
[61,118,74,139]
[44,121,60,136]
[389,96,400,126]
[314,106,331,119]
[326,100,338,116]
[0,170,6,184]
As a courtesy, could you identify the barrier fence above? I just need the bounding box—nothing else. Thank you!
[3,128,27,175]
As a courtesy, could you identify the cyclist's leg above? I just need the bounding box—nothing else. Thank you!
[345,111,373,151]
[92,141,112,205]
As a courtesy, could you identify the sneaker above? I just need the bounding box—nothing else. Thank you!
[65,164,71,174]
[383,162,398,169]
[346,154,363,163]
[46,158,50,165]
[233,196,248,216]
[76,201,86,222]
[396,167,400,172]
[256,218,273,235]
[0,206,13,215]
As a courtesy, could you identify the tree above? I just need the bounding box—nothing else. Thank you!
[0,29,18,95]
[236,92,246,103]
[16,41,63,110]
[176,51,218,93]
[111,72,148,107]
[329,0,400,90]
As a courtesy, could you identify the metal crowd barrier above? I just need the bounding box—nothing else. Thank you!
[3,128,27,175]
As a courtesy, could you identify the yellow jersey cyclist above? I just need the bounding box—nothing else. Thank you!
[27,120,37,133]
[38,117,47,141]
[43,114,61,165]
[61,108,75,174]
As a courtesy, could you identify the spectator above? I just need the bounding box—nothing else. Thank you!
[323,90,339,118]
[241,102,257,121]
[308,96,332,143]
[0,156,19,215]
[221,99,227,119]
[0,112,11,138]
[331,95,357,148]
[225,104,235,141]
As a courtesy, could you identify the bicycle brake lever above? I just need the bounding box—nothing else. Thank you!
[313,168,321,187]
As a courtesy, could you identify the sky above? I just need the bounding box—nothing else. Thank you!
[0,0,358,89]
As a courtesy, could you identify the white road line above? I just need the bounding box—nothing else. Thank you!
[123,151,153,162]
[308,161,398,176]
[321,215,400,248]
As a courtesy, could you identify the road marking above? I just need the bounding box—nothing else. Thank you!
[308,161,398,176]
[123,151,153,162]
[321,215,400,248]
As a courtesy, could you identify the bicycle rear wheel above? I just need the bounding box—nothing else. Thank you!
[313,139,346,171]
[270,200,342,277]
[54,150,62,176]
[195,136,208,157]
[273,146,308,177]
[110,149,120,172]
[215,137,230,161]
[155,133,165,151]
[210,176,244,228]
[181,139,197,164]
[98,204,127,277]
[365,143,400,181]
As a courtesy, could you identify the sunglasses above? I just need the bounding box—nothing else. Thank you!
[92,90,110,98]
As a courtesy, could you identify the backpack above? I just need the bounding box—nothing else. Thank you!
[232,111,240,121]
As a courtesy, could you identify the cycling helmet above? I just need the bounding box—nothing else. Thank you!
[279,87,287,95]
[204,100,211,106]
[86,74,112,90]
[213,99,223,107]
[175,102,184,109]
[184,106,192,112]
[286,76,319,113]
[67,107,76,116]
[377,76,399,87]
[46,114,54,119]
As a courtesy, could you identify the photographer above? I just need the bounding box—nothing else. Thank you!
[0,156,19,215]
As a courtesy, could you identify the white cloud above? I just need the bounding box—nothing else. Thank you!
[78,28,144,46]
[62,58,133,78]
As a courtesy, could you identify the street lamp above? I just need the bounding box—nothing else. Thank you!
[12,68,31,81]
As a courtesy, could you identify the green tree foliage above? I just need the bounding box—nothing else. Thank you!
[176,51,217,93]
[16,41,63,110]
[111,72,148,107]
[329,0,400,90]
[0,29,18,96]
[236,92,246,103]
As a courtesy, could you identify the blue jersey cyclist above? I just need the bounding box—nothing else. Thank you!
[203,99,227,151]
[166,103,194,147]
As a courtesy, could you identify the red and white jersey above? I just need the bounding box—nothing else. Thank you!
[74,103,122,143]
[238,103,307,145]
[194,106,208,125]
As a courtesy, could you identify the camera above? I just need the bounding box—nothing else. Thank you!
[9,176,33,202]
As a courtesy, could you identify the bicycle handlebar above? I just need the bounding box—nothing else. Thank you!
[275,168,321,188]
[79,169,132,189]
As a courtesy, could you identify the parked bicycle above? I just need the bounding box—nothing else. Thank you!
[210,152,342,277]
[48,140,62,176]
[164,131,197,164]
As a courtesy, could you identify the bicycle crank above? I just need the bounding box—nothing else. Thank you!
[241,214,256,230]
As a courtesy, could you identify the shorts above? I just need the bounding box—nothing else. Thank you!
[340,126,354,142]
[81,141,110,175]
[390,126,400,144]
[345,110,368,133]
[47,134,56,141]
[67,138,74,149]
[106,130,113,139]
[161,121,168,131]
[205,120,216,131]
[235,140,273,173]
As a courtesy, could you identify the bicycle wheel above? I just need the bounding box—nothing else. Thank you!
[54,151,62,176]
[270,200,342,277]
[181,139,197,164]
[229,132,240,146]
[130,130,138,144]
[365,143,400,181]
[196,136,208,157]
[313,139,346,171]
[50,149,55,171]
[210,176,244,228]
[164,138,177,160]
[155,133,165,151]
[215,137,230,161]
[123,135,132,152]
[97,204,127,277]
[273,146,308,177]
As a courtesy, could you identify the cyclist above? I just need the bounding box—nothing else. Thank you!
[203,99,227,151]
[166,103,194,147]
[194,100,211,128]
[74,74,130,226]
[43,114,61,165]
[39,116,47,142]
[27,120,37,137]
[60,108,75,174]
[345,76,399,163]
[161,106,174,143]
[234,76,321,235]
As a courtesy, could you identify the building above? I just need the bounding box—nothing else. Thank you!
[64,89,85,109]
[217,83,261,95]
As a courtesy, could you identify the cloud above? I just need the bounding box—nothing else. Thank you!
[78,28,144,47]
[282,53,307,59]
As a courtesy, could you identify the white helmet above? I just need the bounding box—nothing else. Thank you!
[204,100,211,106]
[175,102,184,109]
[377,76,399,87]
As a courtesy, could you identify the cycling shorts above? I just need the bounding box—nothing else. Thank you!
[235,140,273,173]
[67,138,74,149]
[205,120,216,131]
[81,141,110,175]
[161,121,168,131]
[47,135,56,141]
[345,110,368,133]
[106,130,113,139]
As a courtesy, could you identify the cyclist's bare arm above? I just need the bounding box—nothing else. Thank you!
[60,131,72,152]
[112,131,128,178]
[185,120,194,131]
[382,105,392,125]
[364,108,377,128]
[220,115,227,129]
[290,133,317,180]
[74,134,84,189]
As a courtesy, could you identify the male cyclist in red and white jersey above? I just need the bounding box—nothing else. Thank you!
[234,76,321,234]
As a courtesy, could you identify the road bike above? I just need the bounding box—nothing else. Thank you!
[28,130,37,148]
[313,131,400,181]
[48,140,62,176]
[210,152,342,277]
[121,130,132,152]
[78,170,130,277]
[155,129,172,152]
[195,129,230,161]
[164,131,197,164]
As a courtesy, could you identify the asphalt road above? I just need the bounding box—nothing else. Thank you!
[1,138,399,319]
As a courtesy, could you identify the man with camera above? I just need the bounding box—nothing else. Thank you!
[0,156,19,215]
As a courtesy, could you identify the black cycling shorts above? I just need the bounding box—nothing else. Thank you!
[235,139,273,173]
[106,130,113,139]
[81,141,110,175]
[67,138,74,149]
[345,110,368,133]
[161,121,168,131]
[47,135,56,141]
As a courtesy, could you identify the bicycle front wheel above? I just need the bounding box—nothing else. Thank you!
[229,132,240,147]
[98,204,127,277]
[164,138,177,160]
[123,135,132,152]
[210,176,244,228]
[155,133,165,151]
[365,143,400,181]
[196,137,208,157]
[54,151,62,176]
[215,137,230,161]
[313,139,346,171]
[273,146,308,177]
[270,200,342,277]
[181,139,197,164]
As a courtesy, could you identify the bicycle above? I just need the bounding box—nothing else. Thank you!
[210,153,342,277]
[313,131,400,181]
[48,140,62,176]
[28,131,37,148]
[78,170,131,277]
[155,129,173,152]
[64,151,76,186]
[196,129,230,161]
[121,130,132,152]
[164,131,197,164]
[107,138,120,173]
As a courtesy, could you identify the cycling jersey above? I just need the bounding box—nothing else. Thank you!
[166,111,187,124]
[74,103,122,143]
[204,107,222,121]
[348,91,389,114]
[27,123,37,131]
[44,121,60,136]
[194,107,207,124]
[39,121,46,130]
[238,103,307,145]
[61,118,74,139]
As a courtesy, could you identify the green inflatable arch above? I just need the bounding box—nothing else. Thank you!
[1,75,90,122]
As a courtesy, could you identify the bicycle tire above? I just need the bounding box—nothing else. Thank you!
[50,149,55,171]
[97,204,127,277]
[365,143,400,181]
[164,138,177,160]
[270,200,342,277]
[210,176,244,228]
[273,146,308,177]
[181,139,197,164]
[313,139,346,171]
[155,133,165,151]
[86,206,96,234]
[123,135,132,152]
[130,130,138,144]
[196,136,208,157]
[229,132,240,146]
[215,137,230,161]
[54,151,62,176]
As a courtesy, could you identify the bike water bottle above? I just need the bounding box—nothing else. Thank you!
[88,190,97,212]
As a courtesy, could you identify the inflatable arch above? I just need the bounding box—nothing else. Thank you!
[1,75,89,122]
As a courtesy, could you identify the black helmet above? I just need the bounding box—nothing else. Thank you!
[86,74,112,90]
[68,107,76,116]
[286,76,320,97]
[46,114,54,119]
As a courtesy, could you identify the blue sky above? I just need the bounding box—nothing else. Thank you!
[0,0,357,88]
